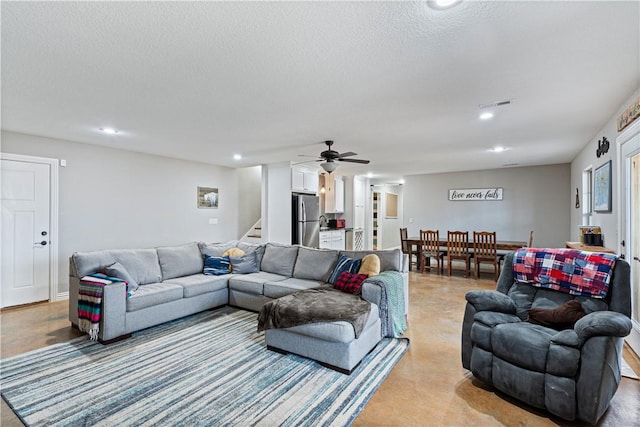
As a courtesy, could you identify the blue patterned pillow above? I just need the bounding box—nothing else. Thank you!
[327,255,362,284]
[203,255,230,275]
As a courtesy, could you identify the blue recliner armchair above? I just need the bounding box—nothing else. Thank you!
[461,251,632,424]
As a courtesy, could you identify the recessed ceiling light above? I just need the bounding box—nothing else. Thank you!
[491,146,507,153]
[399,179,406,185]
[99,127,119,134]
[233,154,242,160]
[428,0,463,10]
[366,172,373,178]
[479,112,494,120]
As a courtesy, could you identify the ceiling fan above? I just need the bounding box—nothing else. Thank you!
[300,140,370,173]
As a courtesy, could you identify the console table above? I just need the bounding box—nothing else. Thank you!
[565,241,616,254]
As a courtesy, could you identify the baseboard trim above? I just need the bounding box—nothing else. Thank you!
[56,291,69,301]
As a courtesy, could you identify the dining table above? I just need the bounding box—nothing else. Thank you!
[404,237,528,271]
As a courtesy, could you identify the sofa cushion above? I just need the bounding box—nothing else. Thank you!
[263,278,326,299]
[126,282,183,312]
[339,249,402,272]
[104,261,139,293]
[164,274,230,298]
[157,242,204,280]
[228,271,287,295]
[280,303,379,343]
[236,242,266,265]
[327,255,362,284]
[492,322,556,372]
[203,255,230,275]
[230,252,260,274]
[260,243,298,277]
[199,240,240,257]
[72,248,162,285]
[293,247,338,281]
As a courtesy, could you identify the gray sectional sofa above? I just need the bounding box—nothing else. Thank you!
[69,241,409,352]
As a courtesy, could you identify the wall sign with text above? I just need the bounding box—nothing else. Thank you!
[448,188,503,201]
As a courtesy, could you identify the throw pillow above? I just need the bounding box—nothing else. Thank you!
[229,252,259,274]
[334,271,369,294]
[526,300,587,330]
[223,248,246,257]
[203,255,230,276]
[104,261,139,293]
[359,254,381,277]
[327,255,362,284]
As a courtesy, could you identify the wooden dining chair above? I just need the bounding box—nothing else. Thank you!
[473,231,500,280]
[528,230,534,247]
[446,231,471,277]
[420,230,446,274]
[399,227,416,271]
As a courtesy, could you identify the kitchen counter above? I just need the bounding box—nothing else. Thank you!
[320,227,352,231]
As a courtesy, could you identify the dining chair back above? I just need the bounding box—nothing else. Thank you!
[420,229,445,274]
[528,230,535,248]
[399,227,416,270]
[446,231,471,277]
[473,231,500,280]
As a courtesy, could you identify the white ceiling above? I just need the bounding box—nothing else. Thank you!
[2,1,639,181]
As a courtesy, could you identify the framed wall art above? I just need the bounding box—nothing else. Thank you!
[197,186,219,209]
[593,161,611,213]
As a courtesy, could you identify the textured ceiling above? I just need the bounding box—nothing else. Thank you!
[2,1,639,180]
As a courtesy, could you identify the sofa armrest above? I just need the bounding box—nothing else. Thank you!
[574,311,632,341]
[99,281,128,341]
[465,290,516,314]
[361,281,382,308]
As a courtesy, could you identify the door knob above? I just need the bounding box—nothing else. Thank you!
[35,241,48,246]
[634,256,639,262]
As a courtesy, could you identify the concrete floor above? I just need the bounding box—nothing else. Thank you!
[2,271,639,426]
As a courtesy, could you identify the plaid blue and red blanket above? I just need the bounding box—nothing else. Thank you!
[78,273,126,340]
[512,248,616,299]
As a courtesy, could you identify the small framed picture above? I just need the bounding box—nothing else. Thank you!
[197,187,219,209]
[593,161,612,213]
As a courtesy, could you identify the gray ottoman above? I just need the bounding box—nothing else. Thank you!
[265,303,382,374]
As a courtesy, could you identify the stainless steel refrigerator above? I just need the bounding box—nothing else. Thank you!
[292,194,320,248]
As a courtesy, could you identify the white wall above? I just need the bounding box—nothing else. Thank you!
[570,88,640,249]
[237,165,262,236]
[261,162,292,244]
[402,164,571,248]
[1,131,240,292]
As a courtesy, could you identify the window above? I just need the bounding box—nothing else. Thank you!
[582,167,593,226]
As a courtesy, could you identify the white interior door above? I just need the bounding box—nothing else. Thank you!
[1,159,51,307]
[619,121,640,357]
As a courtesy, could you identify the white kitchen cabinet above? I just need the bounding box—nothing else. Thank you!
[353,176,366,229]
[324,175,344,213]
[319,229,345,250]
[292,166,319,194]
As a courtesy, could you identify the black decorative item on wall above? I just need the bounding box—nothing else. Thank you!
[596,136,609,158]
[575,187,580,209]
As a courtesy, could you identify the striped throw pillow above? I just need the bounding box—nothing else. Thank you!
[327,255,362,284]
[203,255,230,275]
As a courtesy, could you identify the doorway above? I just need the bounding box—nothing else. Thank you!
[1,153,59,308]
[618,120,640,357]
[372,191,380,250]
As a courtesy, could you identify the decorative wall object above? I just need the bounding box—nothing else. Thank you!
[448,188,503,201]
[197,187,219,208]
[385,193,398,218]
[596,136,609,158]
[593,161,612,213]
[617,97,640,132]
[575,187,580,209]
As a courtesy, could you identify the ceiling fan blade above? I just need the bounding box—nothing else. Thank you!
[339,158,370,164]
[338,151,357,158]
[293,159,322,165]
[297,154,321,158]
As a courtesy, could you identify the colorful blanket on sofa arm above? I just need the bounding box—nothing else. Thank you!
[512,248,617,299]
[78,273,126,341]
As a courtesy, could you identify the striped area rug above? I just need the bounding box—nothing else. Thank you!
[1,307,409,426]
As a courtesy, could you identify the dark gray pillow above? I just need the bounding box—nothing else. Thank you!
[230,252,259,274]
[104,261,139,293]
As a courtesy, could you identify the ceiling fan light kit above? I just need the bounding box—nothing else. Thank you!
[310,140,371,174]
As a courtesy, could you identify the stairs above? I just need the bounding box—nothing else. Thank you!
[242,219,264,243]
